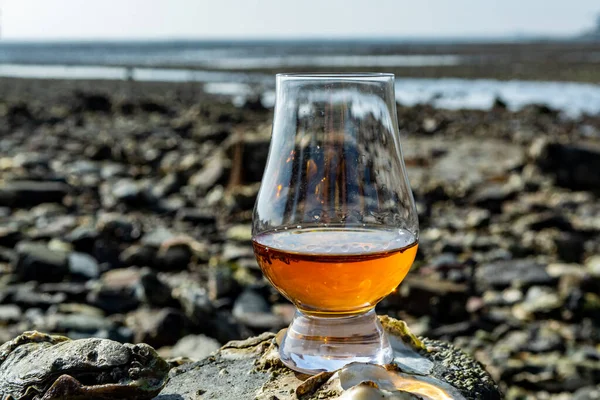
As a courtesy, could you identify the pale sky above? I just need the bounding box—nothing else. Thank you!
[1,0,598,40]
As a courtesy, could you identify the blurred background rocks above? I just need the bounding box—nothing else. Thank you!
[0,77,599,399]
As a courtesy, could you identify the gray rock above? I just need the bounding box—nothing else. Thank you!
[139,232,209,271]
[188,155,226,193]
[579,124,600,138]
[222,184,260,213]
[500,288,524,306]
[208,267,239,301]
[67,326,134,343]
[159,243,193,271]
[157,316,501,400]
[111,178,142,202]
[465,208,491,228]
[192,124,230,143]
[392,276,469,322]
[232,290,265,315]
[225,224,252,243]
[0,305,22,324]
[155,195,187,214]
[513,286,562,319]
[151,173,181,199]
[30,203,70,219]
[0,331,168,400]
[64,226,98,253]
[513,211,574,234]
[120,244,158,268]
[29,215,78,240]
[232,290,284,329]
[141,227,176,247]
[43,304,131,342]
[176,208,217,226]
[103,178,156,208]
[156,337,269,400]
[37,282,88,303]
[586,255,600,278]
[0,181,70,208]
[46,312,114,333]
[494,322,565,357]
[100,163,129,179]
[50,303,105,317]
[427,321,475,339]
[573,386,600,400]
[22,308,45,327]
[221,243,254,262]
[470,183,517,213]
[86,268,142,314]
[424,138,523,198]
[234,258,261,271]
[97,214,141,242]
[492,330,529,360]
[14,242,69,283]
[531,139,600,191]
[126,307,190,348]
[428,253,462,271]
[207,310,254,344]
[523,324,564,353]
[167,334,221,361]
[468,235,504,253]
[65,160,100,176]
[501,352,599,393]
[174,284,213,326]
[12,288,67,310]
[135,268,175,307]
[13,152,50,169]
[480,248,513,263]
[68,252,100,280]
[476,259,556,290]
[547,262,587,279]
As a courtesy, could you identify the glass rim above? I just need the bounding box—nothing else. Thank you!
[276,72,394,80]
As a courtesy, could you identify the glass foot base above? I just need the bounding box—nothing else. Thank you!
[278,309,392,375]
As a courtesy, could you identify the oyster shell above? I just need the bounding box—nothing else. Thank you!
[0,331,169,400]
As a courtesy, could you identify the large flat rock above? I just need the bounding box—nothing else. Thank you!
[403,137,524,194]
[155,316,501,400]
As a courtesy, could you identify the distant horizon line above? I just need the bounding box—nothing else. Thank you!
[0,32,588,44]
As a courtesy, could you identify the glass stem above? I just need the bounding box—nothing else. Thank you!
[278,308,393,374]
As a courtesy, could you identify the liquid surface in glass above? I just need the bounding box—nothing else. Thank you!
[253,227,418,316]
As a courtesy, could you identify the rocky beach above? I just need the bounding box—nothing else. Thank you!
[0,76,599,399]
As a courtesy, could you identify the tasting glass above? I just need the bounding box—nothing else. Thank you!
[252,73,419,374]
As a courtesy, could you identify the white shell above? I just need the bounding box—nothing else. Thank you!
[340,383,417,400]
[339,363,464,400]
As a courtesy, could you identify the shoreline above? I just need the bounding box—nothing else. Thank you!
[3,62,600,84]
[3,39,600,83]
[3,76,600,118]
